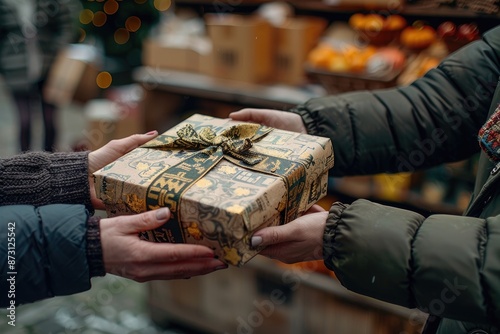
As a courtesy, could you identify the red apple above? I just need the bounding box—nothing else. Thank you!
[437,21,456,38]
[457,23,480,42]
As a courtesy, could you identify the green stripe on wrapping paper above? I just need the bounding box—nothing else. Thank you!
[143,147,225,243]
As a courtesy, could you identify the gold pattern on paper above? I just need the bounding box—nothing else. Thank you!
[135,162,150,170]
[126,193,145,213]
[219,165,237,175]
[234,187,251,196]
[223,246,242,266]
[187,222,203,240]
[196,178,213,188]
[226,204,245,214]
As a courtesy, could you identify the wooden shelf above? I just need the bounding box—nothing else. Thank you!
[174,0,500,18]
[134,66,321,109]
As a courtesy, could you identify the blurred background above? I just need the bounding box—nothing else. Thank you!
[0,0,499,333]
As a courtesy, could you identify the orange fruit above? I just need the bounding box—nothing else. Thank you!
[384,15,407,30]
[363,14,384,32]
[308,44,337,69]
[349,13,366,30]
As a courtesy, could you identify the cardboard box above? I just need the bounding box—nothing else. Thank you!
[44,44,100,107]
[83,87,144,151]
[94,114,334,266]
[205,14,274,83]
[274,17,327,85]
[142,37,212,73]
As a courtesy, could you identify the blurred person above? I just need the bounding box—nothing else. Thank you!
[0,0,79,152]
[0,131,226,307]
[230,25,500,334]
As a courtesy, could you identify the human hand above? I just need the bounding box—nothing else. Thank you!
[251,205,328,264]
[229,109,307,134]
[88,131,158,209]
[100,207,227,281]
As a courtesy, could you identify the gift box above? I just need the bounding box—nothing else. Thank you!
[93,114,334,266]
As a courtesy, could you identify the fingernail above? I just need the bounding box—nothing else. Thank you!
[251,236,262,247]
[145,130,157,136]
[156,208,170,220]
[215,264,228,271]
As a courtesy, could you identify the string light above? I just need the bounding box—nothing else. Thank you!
[79,9,94,25]
[96,72,113,89]
[125,16,141,32]
[103,0,119,15]
[92,11,107,27]
[114,28,130,44]
[153,0,171,11]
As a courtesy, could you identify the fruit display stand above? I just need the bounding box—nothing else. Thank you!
[148,257,427,334]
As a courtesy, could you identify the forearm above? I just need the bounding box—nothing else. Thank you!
[291,33,498,176]
[0,204,93,306]
[0,151,93,212]
[324,199,500,324]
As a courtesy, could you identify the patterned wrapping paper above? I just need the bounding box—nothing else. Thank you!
[93,114,334,266]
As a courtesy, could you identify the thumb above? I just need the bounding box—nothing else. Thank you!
[121,208,171,234]
[251,224,292,248]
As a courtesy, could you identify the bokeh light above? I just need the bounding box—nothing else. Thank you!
[104,0,119,15]
[153,0,171,11]
[96,72,113,89]
[114,28,130,44]
[93,11,107,27]
[79,9,94,25]
[125,16,141,32]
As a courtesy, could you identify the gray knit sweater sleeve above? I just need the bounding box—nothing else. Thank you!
[0,151,93,213]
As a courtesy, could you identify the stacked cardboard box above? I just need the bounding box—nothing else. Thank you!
[141,14,327,86]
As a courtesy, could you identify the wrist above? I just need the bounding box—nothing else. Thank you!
[86,216,106,277]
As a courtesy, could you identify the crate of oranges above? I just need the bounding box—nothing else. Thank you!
[348,13,407,46]
[305,41,406,94]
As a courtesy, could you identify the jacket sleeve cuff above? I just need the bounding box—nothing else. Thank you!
[50,151,94,215]
[323,201,348,271]
[86,216,106,277]
[289,105,319,135]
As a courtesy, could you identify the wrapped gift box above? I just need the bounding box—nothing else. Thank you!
[93,114,334,266]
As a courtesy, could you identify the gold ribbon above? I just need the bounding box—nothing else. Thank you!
[142,123,274,165]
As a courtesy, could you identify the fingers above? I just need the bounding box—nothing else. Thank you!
[140,241,216,262]
[229,109,273,123]
[88,131,158,173]
[306,204,326,214]
[127,257,227,282]
[251,223,297,248]
[118,208,171,234]
[103,131,158,156]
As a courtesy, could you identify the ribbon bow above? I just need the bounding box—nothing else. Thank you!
[143,123,273,165]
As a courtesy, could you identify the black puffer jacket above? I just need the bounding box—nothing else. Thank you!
[291,26,500,333]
